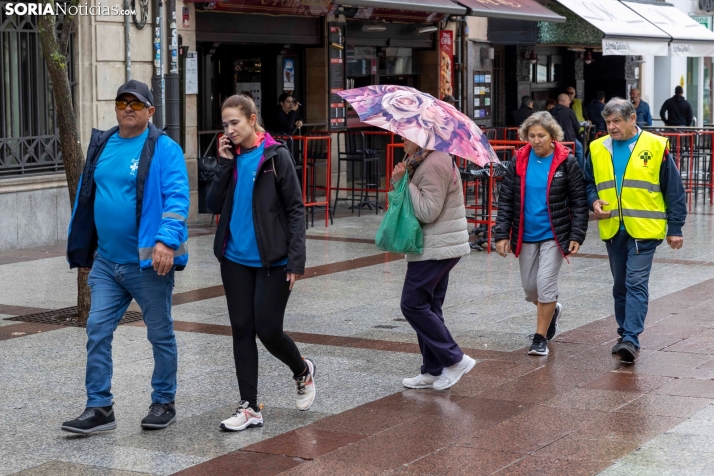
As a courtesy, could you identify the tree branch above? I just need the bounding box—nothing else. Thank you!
[59,0,81,56]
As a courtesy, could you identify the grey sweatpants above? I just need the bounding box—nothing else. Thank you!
[518,240,564,304]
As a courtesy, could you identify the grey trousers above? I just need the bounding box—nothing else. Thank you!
[518,240,564,304]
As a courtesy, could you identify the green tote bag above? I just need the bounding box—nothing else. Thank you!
[375,174,423,254]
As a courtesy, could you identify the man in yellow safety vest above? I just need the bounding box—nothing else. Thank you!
[583,98,687,363]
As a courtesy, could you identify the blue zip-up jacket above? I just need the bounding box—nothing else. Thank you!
[583,129,687,237]
[67,123,190,270]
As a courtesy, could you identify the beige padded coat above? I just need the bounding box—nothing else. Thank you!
[406,151,470,262]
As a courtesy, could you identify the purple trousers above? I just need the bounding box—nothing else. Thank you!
[400,257,464,376]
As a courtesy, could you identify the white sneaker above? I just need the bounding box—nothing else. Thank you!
[295,358,316,411]
[402,373,440,389]
[219,401,263,431]
[433,355,476,391]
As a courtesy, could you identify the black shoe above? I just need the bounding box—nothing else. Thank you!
[546,303,563,341]
[528,334,549,356]
[616,341,638,363]
[141,402,176,430]
[611,337,623,354]
[61,406,116,434]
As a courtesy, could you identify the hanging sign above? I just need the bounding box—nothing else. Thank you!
[439,30,454,101]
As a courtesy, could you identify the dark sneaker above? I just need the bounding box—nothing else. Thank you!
[546,303,563,341]
[611,337,623,354]
[528,334,549,356]
[141,402,176,430]
[61,406,116,434]
[616,342,638,364]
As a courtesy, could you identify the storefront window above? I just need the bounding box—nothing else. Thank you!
[234,59,262,114]
[704,58,713,126]
[380,47,412,75]
[536,55,548,83]
[687,58,700,126]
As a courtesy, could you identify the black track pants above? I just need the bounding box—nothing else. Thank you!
[220,259,307,407]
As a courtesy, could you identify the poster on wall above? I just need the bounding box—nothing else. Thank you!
[236,82,262,115]
[283,58,295,91]
[185,51,198,95]
[439,30,454,101]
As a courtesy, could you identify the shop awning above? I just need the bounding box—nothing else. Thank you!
[331,0,466,15]
[456,0,565,23]
[623,2,714,57]
[552,0,670,56]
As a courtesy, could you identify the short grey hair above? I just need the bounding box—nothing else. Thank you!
[519,111,564,142]
[602,97,636,121]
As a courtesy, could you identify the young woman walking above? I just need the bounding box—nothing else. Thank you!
[207,95,314,431]
[494,112,588,356]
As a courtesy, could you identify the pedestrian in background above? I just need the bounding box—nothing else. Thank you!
[585,91,607,134]
[392,139,475,391]
[207,94,314,431]
[584,98,687,363]
[549,93,584,169]
[494,112,588,356]
[512,95,535,127]
[63,80,189,434]
[270,92,303,134]
[660,86,693,127]
[567,86,586,124]
[630,88,652,127]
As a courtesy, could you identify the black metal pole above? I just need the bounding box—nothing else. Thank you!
[152,0,164,128]
[164,0,180,142]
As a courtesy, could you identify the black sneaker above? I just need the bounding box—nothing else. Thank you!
[61,406,116,434]
[546,303,563,341]
[140,402,177,430]
[528,334,549,356]
[616,342,638,364]
[611,337,623,354]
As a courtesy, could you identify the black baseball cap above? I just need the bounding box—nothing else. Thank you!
[116,79,154,106]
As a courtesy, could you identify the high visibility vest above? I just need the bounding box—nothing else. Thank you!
[590,131,669,240]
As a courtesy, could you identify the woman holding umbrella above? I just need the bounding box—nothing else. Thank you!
[339,86,499,390]
[494,112,588,356]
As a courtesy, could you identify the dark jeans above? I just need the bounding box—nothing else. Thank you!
[221,259,307,408]
[86,253,177,407]
[400,258,464,376]
[605,229,662,349]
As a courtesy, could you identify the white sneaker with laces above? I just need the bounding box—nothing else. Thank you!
[219,401,263,431]
[295,358,316,411]
[433,355,476,391]
[402,373,440,389]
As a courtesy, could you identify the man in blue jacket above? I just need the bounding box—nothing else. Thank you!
[630,89,653,127]
[62,80,189,434]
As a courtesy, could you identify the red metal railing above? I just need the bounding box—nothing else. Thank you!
[293,134,332,227]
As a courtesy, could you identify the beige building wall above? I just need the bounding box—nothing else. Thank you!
[74,0,200,223]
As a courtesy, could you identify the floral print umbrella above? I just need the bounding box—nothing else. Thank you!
[338,85,499,166]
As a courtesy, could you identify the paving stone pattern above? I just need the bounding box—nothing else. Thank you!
[2,212,714,474]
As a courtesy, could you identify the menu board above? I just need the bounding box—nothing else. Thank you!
[473,70,492,120]
[328,24,347,130]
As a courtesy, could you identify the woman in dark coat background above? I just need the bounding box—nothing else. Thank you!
[494,111,589,357]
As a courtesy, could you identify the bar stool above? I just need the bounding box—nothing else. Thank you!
[305,133,333,227]
[332,130,382,217]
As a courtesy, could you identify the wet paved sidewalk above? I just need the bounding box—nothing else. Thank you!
[2,210,714,475]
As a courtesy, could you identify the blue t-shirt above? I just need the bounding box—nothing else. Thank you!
[523,150,555,243]
[94,128,149,264]
[224,143,289,268]
[613,133,639,229]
